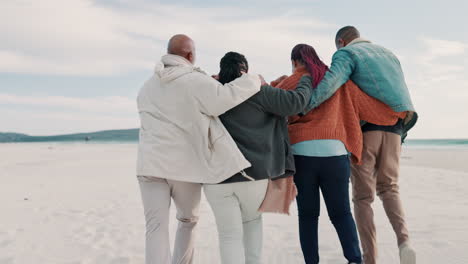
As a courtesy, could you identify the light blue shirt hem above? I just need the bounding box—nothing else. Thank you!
[292,139,348,157]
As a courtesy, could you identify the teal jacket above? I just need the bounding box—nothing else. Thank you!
[304,38,418,141]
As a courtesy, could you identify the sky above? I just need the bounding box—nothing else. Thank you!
[0,0,467,139]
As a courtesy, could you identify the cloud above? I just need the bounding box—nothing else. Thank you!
[0,0,157,75]
[411,37,468,86]
[0,93,138,134]
[0,0,336,78]
[4,1,466,138]
[0,93,135,114]
[422,38,467,61]
[0,107,138,135]
[0,0,339,135]
[404,37,468,138]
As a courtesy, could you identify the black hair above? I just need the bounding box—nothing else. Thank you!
[218,52,249,85]
[335,26,360,44]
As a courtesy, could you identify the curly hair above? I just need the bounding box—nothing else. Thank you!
[218,52,249,85]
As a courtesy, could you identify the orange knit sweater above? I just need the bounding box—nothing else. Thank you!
[274,68,407,164]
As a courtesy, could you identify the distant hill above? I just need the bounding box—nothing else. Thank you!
[0,129,139,143]
[2,129,468,148]
[0,132,30,142]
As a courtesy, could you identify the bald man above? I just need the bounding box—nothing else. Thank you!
[303,26,417,264]
[136,34,263,264]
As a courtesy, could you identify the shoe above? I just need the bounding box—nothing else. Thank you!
[399,241,416,264]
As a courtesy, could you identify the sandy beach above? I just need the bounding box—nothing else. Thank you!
[0,143,467,264]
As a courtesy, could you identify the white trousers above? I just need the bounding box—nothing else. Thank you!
[204,179,268,264]
[138,176,202,264]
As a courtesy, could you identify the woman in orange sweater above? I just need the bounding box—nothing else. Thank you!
[273,44,406,264]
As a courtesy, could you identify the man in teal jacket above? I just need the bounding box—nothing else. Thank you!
[304,26,417,264]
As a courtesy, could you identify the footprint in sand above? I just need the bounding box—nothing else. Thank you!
[74,222,115,253]
[70,222,97,249]
[0,239,12,248]
[110,256,131,264]
[0,257,14,264]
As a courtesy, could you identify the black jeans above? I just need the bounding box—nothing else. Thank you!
[294,155,362,264]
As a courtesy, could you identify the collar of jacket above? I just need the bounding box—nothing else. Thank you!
[293,66,308,75]
[154,54,207,83]
[162,54,192,67]
[154,54,206,74]
[347,38,371,47]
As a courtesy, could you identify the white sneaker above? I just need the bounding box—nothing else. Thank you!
[399,241,416,264]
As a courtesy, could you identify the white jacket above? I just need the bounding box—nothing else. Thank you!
[136,54,261,183]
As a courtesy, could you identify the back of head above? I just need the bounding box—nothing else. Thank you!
[335,26,360,49]
[218,52,249,85]
[167,34,196,63]
[291,44,329,88]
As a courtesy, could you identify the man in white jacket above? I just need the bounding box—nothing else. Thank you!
[136,34,262,264]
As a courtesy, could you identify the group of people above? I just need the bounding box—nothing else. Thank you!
[136,26,418,264]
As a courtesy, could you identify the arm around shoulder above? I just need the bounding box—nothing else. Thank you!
[191,73,261,117]
[303,50,355,113]
[255,75,313,117]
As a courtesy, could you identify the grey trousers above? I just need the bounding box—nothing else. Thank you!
[204,179,268,264]
[138,176,202,264]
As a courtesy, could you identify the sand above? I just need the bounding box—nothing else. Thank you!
[0,143,467,264]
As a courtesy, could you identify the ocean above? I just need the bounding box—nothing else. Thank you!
[2,128,467,149]
[2,138,468,150]
[404,139,468,149]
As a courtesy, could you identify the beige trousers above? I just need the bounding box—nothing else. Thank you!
[138,176,201,264]
[351,131,410,264]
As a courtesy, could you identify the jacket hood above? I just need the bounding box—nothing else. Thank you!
[154,54,206,83]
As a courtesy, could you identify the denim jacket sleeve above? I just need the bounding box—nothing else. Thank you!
[303,50,355,113]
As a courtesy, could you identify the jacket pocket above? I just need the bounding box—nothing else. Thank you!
[208,117,226,149]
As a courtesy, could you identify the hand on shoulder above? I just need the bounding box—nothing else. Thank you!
[273,75,288,83]
[258,74,268,86]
